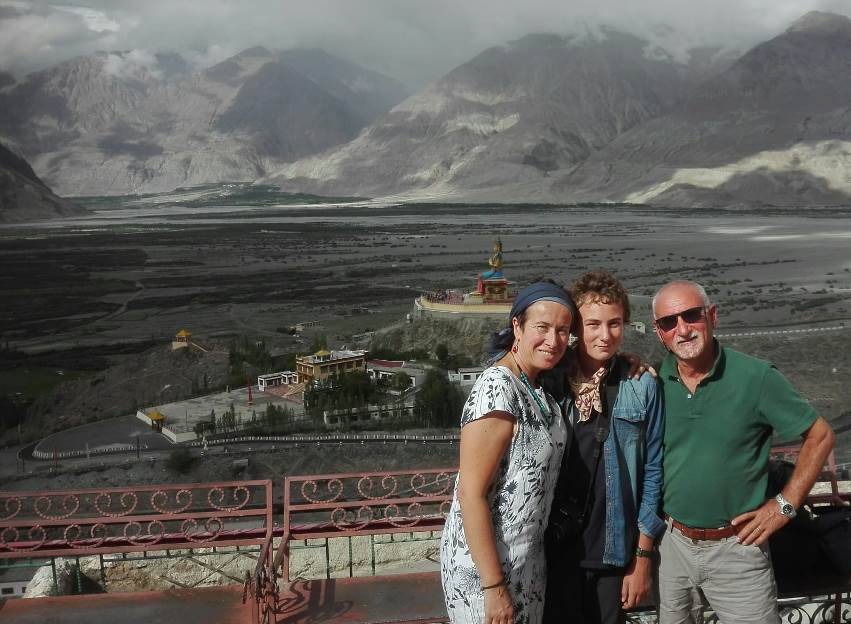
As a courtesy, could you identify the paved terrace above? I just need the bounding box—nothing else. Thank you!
[1,584,248,624]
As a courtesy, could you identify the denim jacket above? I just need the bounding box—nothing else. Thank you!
[557,357,666,567]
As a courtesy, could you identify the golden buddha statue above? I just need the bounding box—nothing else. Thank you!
[488,238,503,271]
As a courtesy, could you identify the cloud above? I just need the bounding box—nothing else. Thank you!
[102,49,163,80]
[0,8,97,74]
[0,0,849,85]
[182,44,239,72]
[54,5,120,33]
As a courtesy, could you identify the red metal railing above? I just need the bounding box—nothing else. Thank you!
[279,467,456,582]
[244,531,278,624]
[243,468,457,623]
[0,480,274,558]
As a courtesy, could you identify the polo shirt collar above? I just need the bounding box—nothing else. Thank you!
[661,339,725,383]
[705,339,726,380]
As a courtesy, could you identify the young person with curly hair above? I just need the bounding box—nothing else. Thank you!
[544,270,665,624]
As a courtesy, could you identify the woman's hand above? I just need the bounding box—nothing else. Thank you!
[483,583,514,624]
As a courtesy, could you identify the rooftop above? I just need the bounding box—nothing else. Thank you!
[299,349,367,364]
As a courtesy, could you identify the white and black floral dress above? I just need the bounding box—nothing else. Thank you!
[440,366,567,624]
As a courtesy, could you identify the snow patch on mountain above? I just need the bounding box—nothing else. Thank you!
[625,141,851,204]
[444,113,519,135]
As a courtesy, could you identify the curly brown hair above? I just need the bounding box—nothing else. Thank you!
[569,270,631,323]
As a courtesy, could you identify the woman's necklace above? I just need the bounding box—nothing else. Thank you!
[511,353,552,426]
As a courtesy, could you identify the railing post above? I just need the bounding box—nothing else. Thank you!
[50,557,58,595]
[74,556,82,594]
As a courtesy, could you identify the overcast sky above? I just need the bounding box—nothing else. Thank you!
[1,0,850,87]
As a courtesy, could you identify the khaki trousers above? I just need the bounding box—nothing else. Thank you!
[657,518,780,624]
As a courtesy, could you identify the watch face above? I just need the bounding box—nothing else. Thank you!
[781,503,794,516]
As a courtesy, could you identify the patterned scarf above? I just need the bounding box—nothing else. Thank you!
[567,364,609,422]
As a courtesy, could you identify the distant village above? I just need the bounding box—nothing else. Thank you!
[132,240,654,445]
[134,243,525,443]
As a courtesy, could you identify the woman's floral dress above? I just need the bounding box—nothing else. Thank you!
[440,366,567,624]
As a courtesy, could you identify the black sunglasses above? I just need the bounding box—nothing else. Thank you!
[654,306,707,332]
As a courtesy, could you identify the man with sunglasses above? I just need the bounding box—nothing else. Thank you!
[652,280,834,624]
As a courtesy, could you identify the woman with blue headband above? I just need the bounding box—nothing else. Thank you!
[441,282,578,624]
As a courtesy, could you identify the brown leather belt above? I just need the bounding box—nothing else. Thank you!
[667,516,739,541]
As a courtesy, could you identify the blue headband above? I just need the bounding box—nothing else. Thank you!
[510,282,577,320]
[486,282,575,365]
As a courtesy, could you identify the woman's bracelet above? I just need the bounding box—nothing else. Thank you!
[481,579,507,590]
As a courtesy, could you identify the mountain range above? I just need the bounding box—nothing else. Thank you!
[3,10,851,218]
[552,11,851,207]
[0,47,408,199]
[264,10,851,207]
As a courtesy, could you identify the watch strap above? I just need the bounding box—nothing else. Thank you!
[775,493,797,519]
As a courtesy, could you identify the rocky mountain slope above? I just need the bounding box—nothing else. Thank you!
[553,11,851,207]
[267,11,851,207]
[277,48,409,125]
[0,48,407,196]
[262,30,690,199]
[0,142,88,222]
[25,343,230,436]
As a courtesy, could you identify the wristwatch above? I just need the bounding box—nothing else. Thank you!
[775,493,797,519]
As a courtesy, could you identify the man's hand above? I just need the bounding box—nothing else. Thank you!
[621,556,652,610]
[621,351,658,380]
[731,499,790,546]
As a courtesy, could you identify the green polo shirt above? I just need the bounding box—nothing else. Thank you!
[660,342,817,528]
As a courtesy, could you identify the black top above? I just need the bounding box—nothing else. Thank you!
[562,403,608,568]
[554,356,636,571]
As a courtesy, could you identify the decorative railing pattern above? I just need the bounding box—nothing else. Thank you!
[281,468,457,547]
[624,594,851,623]
[777,595,851,624]
[0,480,273,558]
[244,468,458,623]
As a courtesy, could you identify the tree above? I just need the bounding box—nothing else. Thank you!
[414,369,464,428]
[305,370,377,417]
[389,371,413,392]
[221,403,236,430]
[435,343,449,368]
[309,334,328,353]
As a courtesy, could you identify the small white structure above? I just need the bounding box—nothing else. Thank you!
[448,367,486,385]
[323,404,415,427]
[135,411,196,443]
[367,360,417,388]
[1,564,36,598]
[258,371,298,391]
[293,320,321,332]
[629,321,646,334]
